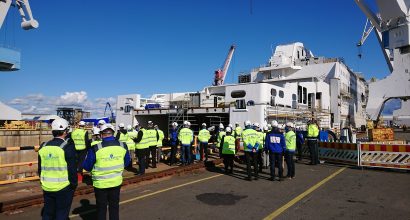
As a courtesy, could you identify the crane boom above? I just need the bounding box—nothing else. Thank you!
[214,45,236,86]
[354,0,410,123]
[0,0,38,30]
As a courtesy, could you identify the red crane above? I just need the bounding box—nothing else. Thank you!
[213,45,236,86]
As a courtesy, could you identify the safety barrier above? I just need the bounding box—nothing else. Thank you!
[318,142,358,165]
[360,143,410,170]
[301,142,358,165]
[300,141,410,170]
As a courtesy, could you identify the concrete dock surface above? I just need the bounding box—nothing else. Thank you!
[1,161,409,220]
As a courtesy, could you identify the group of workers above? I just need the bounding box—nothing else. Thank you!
[38,117,320,220]
[217,120,319,181]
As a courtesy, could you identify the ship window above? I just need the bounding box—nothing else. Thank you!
[236,99,246,109]
[247,100,255,106]
[303,87,307,104]
[308,93,313,108]
[231,90,246,98]
[270,96,276,106]
[298,86,302,103]
[279,90,284,98]
[316,92,322,99]
[271,89,277,96]
[292,94,297,101]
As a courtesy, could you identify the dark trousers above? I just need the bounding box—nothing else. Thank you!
[94,186,120,220]
[223,154,234,173]
[308,139,319,165]
[245,151,258,178]
[285,151,295,177]
[181,145,191,165]
[269,152,283,178]
[296,142,303,160]
[257,149,263,171]
[199,142,208,161]
[42,186,74,220]
[135,148,148,174]
[149,145,157,168]
[76,149,87,172]
[169,143,177,165]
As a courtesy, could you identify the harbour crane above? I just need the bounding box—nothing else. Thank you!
[104,102,116,123]
[354,0,410,124]
[0,0,38,71]
[213,45,236,86]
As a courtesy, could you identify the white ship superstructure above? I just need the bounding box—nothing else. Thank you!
[117,42,368,133]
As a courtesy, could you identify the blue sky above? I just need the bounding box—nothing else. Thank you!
[0,0,389,115]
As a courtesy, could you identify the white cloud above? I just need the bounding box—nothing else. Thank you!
[9,98,27,105]
[57,91,88,106]
[7,92,116,117]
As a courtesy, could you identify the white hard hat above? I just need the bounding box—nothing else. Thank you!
[263,126,269,131]
[135,121,140,126]
[202,123,207,127]
[268,124,272,129]
[219,123,224,129]
[235,122,240,125]
[187,121,191,126]
[279,124,285,129]
[98,120,106,125]
[228,124,232,128]
[183,121,189,126]
[101,123,115,132]
[286,122,294,128]
[271,120,278,128]
[51,118,69,131]
[79,121,85,126]
[127,125,132,130]
[225,127,232,133]
[148,121,153,125]
[244,120,251,126]
[119,123,125,128]
[92,127,100,135]
[253,122,260,128]
[154,125,159,129]
[172,122,178,127]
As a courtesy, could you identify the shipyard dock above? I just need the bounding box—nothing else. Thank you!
[1,161,409,220]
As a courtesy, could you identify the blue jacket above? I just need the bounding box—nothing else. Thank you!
[264,129,286,153]
[296,130,304,146]
[169,128,178,145]
[83,136,131,172]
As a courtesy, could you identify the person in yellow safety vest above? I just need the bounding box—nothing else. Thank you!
[154,124,164,165]
[307,119,320,165]
[91,127,102,146]
[220,126,236,174]
[198,123,211,162]
[285,122,297,179]
[71,120,90,182]
[255,123,265,173]
[38,118,77,220]
[233,122,242,139]
[115,123,128,143]
[126,125,137,151]
[217,123,226,153]
[262,125,270,168]
[241,120,259,181]
[154,125,164,147]
[133,123,150,175]
[83,123,131,220]
[145,121,159,168]
[178,121,194,165]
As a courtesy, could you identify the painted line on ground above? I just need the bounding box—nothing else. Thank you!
[69,173,223,218]
[263,167,346,220]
